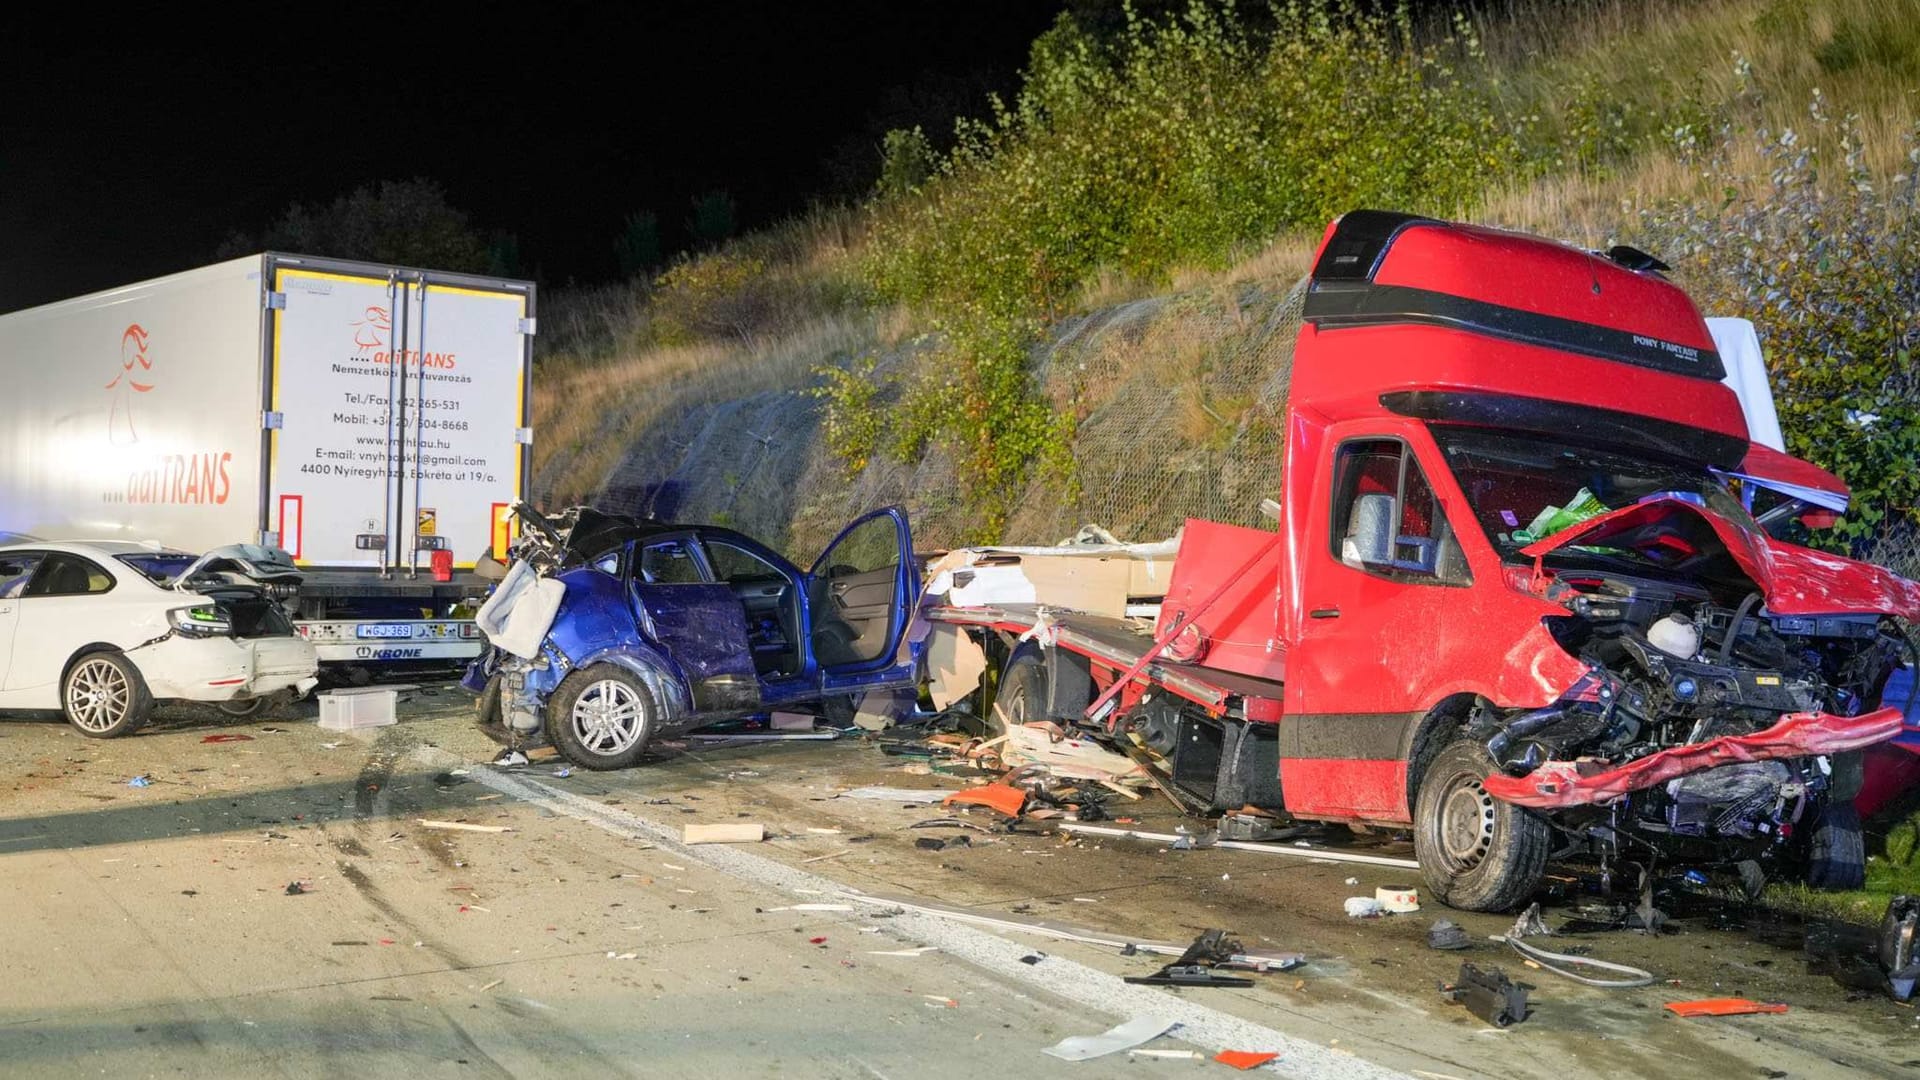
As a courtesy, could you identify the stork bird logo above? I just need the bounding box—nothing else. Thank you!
[105,323,154,445]
[352,306,391,353]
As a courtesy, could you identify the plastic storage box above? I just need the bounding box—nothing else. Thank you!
[317,688,398,730]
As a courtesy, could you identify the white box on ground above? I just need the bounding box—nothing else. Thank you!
[318,689,398,730]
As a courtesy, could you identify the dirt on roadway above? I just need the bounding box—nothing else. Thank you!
[0,684,1914,1079]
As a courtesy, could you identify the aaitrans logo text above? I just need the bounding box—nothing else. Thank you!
[102,323,237,506]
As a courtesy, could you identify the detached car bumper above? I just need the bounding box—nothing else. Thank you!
[128,634,320,702]
[1482,706,1906,809]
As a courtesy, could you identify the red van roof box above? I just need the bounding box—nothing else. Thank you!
[1306,210,1722,382]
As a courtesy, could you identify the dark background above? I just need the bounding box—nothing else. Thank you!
[0,2,1065,312]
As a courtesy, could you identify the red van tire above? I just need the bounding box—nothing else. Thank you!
[989,645,1047,738]
[1414,739,1551,912]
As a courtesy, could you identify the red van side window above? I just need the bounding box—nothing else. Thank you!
[1329,439,1469,585]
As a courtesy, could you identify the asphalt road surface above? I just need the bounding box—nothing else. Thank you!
[0,686,1913,1078]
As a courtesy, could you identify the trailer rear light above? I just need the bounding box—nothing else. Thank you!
[431,549,453,582]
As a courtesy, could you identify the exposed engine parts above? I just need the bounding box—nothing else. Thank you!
[1482,568,1909,878]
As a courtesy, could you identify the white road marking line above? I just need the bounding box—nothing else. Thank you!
[419,748,1414,1080]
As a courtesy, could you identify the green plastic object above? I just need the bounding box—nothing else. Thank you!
[1512,488,1611,545]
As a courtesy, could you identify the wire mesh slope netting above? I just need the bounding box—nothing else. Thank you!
[569,277,1307,560]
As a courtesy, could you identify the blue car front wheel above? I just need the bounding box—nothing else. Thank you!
[547,664,657,770]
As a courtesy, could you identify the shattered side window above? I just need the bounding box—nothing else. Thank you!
[819,515,901,578]
[638,540,705,585]
[707,541,784,583]
[1329,439,1470,586]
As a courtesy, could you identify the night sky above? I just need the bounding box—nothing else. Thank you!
[0,2,1065,312]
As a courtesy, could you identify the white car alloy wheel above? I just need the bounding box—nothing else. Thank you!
[66,657,135,733]
[569,678,646,755]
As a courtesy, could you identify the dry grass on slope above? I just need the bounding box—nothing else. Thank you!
[531,306,910,506]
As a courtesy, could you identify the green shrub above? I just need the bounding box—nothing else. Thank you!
[811,355,886,472]
[1888,819,1918,869]
[877,127,935,199]
[651,252,771,345]
[862,0,1527,530]
[1631,99,1920,551]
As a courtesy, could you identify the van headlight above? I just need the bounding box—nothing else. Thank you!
[169,605,232,638]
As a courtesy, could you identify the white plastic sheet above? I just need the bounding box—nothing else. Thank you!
[1041,1016,1178,1061]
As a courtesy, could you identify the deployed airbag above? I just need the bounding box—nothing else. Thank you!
[476,561,566,659]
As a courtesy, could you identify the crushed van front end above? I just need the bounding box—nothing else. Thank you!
[1470,498,1913,887]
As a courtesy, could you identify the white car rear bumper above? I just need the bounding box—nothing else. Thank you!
[128,635,320,702]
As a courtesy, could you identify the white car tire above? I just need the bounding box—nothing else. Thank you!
[62,651,154,739]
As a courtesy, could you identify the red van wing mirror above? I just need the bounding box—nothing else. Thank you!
[1800,509,1840,530]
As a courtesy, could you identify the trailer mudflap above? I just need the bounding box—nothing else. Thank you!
[1482,706,1904,809]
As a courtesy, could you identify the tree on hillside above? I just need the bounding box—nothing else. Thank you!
[614,209,663,278]
[486,230,523,278]
[817,69,1019,201]
[686,190,737,248]
[218,177,495,273]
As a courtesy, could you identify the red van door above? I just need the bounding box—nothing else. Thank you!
[1281,422,1478,822]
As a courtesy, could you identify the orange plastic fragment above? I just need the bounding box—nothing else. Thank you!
[942,783,1028,817]
[1663,998,1789,1018]
[1214,1050,1279,1070]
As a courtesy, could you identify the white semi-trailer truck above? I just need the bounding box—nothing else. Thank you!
[0,253,535,676]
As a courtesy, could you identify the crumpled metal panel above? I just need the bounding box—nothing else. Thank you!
[1483,706,1906,808]
[1520,497,1920,620]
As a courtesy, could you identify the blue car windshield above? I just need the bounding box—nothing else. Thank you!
[117,553,196,585]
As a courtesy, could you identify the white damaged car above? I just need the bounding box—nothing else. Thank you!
[0,541,319,736]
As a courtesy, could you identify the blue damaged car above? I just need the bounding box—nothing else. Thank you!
[461,503,919,769]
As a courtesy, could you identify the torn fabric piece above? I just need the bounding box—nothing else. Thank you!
[1482,706,1903,809]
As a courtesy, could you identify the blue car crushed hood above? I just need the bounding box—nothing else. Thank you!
[463,504,921,770]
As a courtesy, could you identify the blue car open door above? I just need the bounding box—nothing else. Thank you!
[804,506,916,694]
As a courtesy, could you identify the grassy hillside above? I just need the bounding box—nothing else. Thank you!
[523,0,1920,924]
[535,0,1919,555]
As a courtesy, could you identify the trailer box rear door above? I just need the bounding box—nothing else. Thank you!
[265,259,530,570]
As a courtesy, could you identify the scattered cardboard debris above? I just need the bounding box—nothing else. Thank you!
[926,623,990,709]
[684,822,765,845]
[1001,721,1145,783]
[417,820,512,833]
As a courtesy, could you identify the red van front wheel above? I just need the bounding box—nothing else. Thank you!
[1414,739,1550,912]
